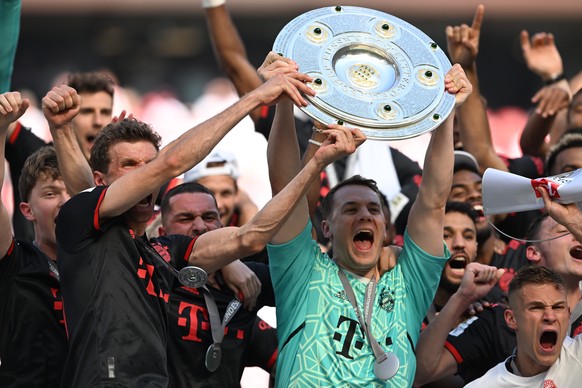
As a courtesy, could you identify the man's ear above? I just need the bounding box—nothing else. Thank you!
[322,220,332,240]
[158,226,166,237]
[93,171,107,186]
[526,245,542,264]
[504,308,518,330]
[19,202,35,221]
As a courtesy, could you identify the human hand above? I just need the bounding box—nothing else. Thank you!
[254,72,314,108]
[458,262,503,303]
[258,51,300,82]
[111,110,135,123]
[531,80,571,118]
[445,4,484,69]
[520,31,563,81]
[0,91,29,131]
[537,186,582,233]
[314,124,366,166]
[445,64,473,107]
[42,85,81,129]
[220,260,262,311]
[466,299,492,316]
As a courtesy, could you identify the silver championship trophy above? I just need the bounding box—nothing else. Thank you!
[273,5,454,140]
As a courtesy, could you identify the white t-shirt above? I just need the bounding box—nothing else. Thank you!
[466,336,582,387]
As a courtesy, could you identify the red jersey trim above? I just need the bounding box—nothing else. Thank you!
[6,239,15,256]
[260,105,269,119]
[8,122,22,145]
[93,188,108,231]
[444,340,463,364]
[266,348,278,369]
[183,235,199,262]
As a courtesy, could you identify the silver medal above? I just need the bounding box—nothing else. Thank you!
[374,352,399,380]
[205,343,222,372]
[178,266,208,288]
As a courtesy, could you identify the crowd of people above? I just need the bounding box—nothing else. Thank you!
[2,1,582,387]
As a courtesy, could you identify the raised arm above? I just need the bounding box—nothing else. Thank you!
[99,69,313,220]
[446,4,506,173]
[203,1,264,123]
[519,30,570,157]
[41,86,94,195]
[0,91,29,258]
[407,64,472,256]
[414,263,503,385]
[188,120,365,273]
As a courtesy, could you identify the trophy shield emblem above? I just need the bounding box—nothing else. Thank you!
[273,6,455,140]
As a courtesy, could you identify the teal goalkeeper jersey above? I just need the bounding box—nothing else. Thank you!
[267,221,449,387]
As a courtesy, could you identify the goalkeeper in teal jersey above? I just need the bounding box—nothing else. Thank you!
[265,59,473,387]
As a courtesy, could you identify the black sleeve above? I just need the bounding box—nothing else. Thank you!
[151,234,197,271]
[56,186,109,254]
[244,261,275,308]
[444,306,515,383]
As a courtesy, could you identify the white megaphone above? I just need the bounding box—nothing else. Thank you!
[482,168,582,216]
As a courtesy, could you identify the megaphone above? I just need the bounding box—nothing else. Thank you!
[482,168,582,216]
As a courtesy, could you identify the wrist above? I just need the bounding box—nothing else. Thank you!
[544,72,566,85]
[202,0,225,8]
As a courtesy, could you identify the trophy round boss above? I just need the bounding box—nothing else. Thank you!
[273,5,455,140]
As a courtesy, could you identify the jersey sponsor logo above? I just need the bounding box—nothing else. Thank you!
[176,301,245,342]
[333,314,393,360]
[137,257,170,302]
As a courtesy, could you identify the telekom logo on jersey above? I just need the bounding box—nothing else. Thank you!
[136,256,170,302]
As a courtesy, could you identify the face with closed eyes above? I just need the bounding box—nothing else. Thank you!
[160,192,222,237]
[322,184,386,279]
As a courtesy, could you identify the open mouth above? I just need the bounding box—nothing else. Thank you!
[570,246,582,260]
[354,230,374,251]
[448,254,468,269]
[472,204,485,221]
[540,331,557,351]
[86,135,96,144]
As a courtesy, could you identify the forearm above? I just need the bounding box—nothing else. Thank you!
[414,293,467,385]
[190,156,321,272]
[457,66,506,172]
[519,111,554,157]
[267,100,301,195]
[160,90,261,180]
[50,124,93,194]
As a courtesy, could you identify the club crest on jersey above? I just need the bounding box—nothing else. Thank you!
[379,287,395,312]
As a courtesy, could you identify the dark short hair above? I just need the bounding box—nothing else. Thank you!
[67,72,115,97]
[160,182,218,221]
[545,129,582,175]
[525,212,552,247]
[445,201,479,226]
[19,146,62,202]
[90,118,161,174]
[508,265,565,304]
[321,175,384,220]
